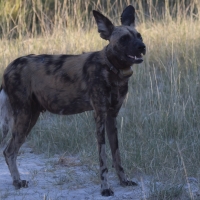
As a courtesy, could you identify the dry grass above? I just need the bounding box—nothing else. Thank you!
[1,1,200,199]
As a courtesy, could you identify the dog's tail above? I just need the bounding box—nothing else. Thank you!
[0,87,14,142]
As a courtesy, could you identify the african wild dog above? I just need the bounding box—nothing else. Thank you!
[0,5,145,196]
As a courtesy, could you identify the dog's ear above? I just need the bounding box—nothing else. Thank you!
[121,5,135,27]
[93,10,114,40]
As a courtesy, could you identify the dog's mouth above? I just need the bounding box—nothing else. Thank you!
[127,53,144,64]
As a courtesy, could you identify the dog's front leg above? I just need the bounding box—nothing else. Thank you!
[93,109,114,196]
[106,113,137,186]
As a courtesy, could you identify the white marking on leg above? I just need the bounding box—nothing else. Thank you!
[0,89,14,139]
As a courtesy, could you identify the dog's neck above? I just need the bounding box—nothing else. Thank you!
[104,46,133,79]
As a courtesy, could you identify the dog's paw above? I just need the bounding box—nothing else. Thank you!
[120,180,137,186]
[13,180,29,189]
[101,188,114,196]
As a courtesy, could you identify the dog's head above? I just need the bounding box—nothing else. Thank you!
[93,5,146,71]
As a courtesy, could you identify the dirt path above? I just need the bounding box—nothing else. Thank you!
[0,144,150,200]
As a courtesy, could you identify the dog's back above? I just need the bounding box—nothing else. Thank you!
[2,51,107,115]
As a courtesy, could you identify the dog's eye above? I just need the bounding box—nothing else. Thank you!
[120,35,130,43]
[137,33,143,41]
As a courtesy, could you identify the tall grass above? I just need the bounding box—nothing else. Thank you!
[1,0,200,199]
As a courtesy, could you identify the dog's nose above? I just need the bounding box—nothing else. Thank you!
[138,44,146,54]
[138,44,146,51]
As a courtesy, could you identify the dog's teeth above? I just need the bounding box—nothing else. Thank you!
[135,56,139,60]
[128,55,143,60]
[128,55,134,59]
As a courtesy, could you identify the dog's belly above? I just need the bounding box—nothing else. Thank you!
[35,90,93,115]
[49,98,93,115]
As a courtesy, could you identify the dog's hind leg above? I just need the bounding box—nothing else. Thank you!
[3,106,40,189]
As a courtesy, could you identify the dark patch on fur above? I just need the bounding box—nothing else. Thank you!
[33,54,54,74]
[53,55,72,74]
[52,64,63,74]
[45,58,54,75]
[12,73,22,85]
[32,93,46,113]
[60,72,71,82]
[119,85,128,97]
[11,57,27,68]
[119,166,124,173]
[59,54,74,60]
[82,52,98,81]
[52,95,91,114]
[43,54,77,75]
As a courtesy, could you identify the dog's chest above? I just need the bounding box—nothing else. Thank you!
[108,80,128,108]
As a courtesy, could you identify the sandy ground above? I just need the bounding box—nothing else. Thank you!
[0,144,151,200]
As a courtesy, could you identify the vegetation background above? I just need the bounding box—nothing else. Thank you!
[0,0,200,199]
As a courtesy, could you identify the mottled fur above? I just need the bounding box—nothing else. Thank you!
[0,5,145,196]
